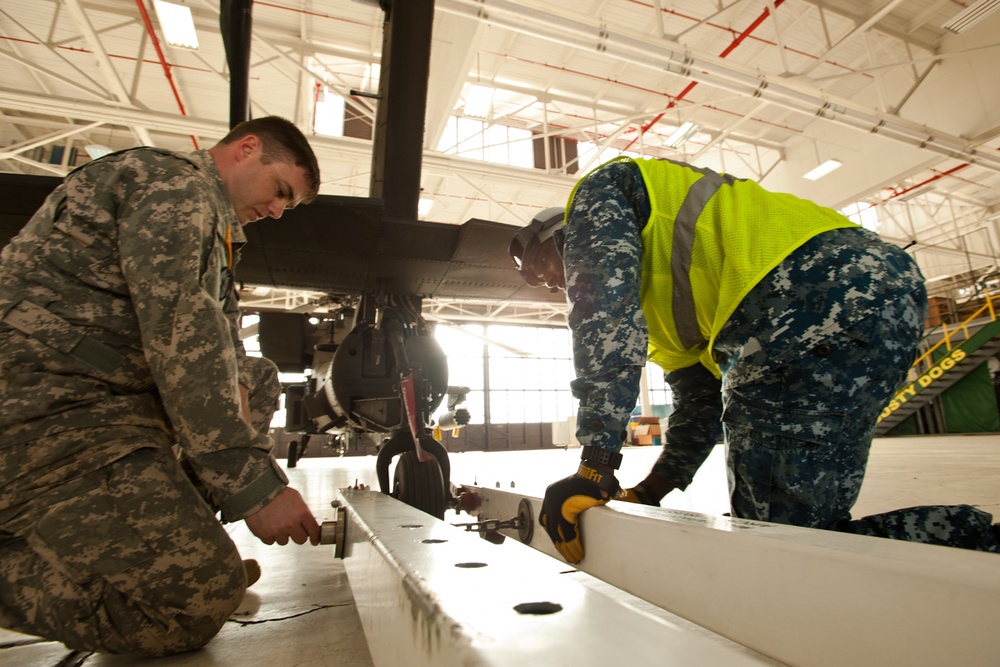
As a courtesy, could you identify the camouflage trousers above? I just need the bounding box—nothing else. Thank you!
[0,443,246,656]
[0,356,282,655]
[717,284,1000,552]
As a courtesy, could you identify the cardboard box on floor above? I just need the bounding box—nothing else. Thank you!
[633,420,661,446]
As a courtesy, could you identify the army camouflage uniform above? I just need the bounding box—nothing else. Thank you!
[0,148,288,655]
[564,159,999,552]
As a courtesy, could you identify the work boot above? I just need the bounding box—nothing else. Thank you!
[244,559,261,588]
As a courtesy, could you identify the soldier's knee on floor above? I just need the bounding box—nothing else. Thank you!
[107,549,248,657]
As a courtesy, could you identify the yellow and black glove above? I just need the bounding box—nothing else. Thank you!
[616,484,658,505]
[616,472,675,506]
[540,462,620,563]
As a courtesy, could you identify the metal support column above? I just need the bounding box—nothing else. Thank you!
[220,0,253,128]
[370,0,434,221]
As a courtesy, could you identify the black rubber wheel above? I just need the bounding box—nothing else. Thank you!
[287,440,299,468]
[393,451,446,519]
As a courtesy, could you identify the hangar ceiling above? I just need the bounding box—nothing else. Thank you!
[2,0,1000,322]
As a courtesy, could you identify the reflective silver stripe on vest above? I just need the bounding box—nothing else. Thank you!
[670,167,740,350]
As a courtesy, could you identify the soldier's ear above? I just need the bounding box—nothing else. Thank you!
[235,135,260,161]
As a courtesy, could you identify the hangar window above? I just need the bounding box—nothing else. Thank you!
[644,363,672,408]
[432,324,674,427]
[486,325,576,424]
[576,141,641,174]
[314,88,345,137]
[245,314,673,431]
[436,117,534,168]
[432,323,487,426]
[841,201,880,232]
[430,324,575,425]
[310,60,378,139]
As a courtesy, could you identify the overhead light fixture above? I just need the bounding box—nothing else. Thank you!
[463,84,494,119]
[803,159,842,181]
[665,121,699,148]
[418,197,434,217]
[84,144,112,159]
[153,0,199,49]
[942,0,1000,34]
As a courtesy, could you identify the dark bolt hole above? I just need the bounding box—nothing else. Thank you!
[514,601,563,615]
[455,562,488,568]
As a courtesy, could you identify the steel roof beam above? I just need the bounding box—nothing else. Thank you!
[439,0,1000,173]
[62,0,154,146]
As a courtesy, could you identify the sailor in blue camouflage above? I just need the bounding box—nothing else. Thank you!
[562,159,999,552]
[0,117,325,656]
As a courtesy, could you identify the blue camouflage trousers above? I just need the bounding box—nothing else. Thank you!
[717,266,1000,552]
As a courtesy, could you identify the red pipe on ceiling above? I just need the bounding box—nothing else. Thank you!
[135,0,199,149]
[621,0,785,153]
[885,163,971,202]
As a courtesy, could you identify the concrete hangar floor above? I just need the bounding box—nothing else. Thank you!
[3,434,999,666]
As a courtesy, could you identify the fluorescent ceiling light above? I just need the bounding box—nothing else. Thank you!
[153,0,199,49]
[665,121,699,148]
[803,159,842,181]
[464,84,494,119]
[942,0,1000,34]
[84,144,112,159]
[418,197,434,217]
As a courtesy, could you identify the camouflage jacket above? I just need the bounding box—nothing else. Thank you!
[564,160,922,488]
[0,148,286,521]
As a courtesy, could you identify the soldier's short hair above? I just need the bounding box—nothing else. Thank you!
[217,117,321,203]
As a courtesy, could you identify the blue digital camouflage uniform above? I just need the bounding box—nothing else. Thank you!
[564,159,999,552]
[0,147,288,655]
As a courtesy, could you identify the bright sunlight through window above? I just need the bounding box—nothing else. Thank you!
[841,201,880,233]
[437,117,534,168]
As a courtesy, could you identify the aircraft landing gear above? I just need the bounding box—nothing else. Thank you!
[393,451,446,519]
[288,434,311,468]
[376,430,452,519]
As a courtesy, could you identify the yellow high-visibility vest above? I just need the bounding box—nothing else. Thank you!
[568,157,858,376]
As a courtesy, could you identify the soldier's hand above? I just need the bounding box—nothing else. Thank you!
[539,463,620,563]
[616,485,659,505]
[245,487,321,546]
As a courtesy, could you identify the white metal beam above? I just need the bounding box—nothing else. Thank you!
[61,0,154,147]
[468,486,1000,667]
[0,121,103,160]
[793,0,907,78]
[334,489,775,667]
[0,22,109,100]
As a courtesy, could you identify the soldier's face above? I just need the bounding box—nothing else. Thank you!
[228,140,310,225]
[534,237,565,291]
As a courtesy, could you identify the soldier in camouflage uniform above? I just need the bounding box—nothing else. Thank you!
[0,116,323,655]
[510,157,999,564]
